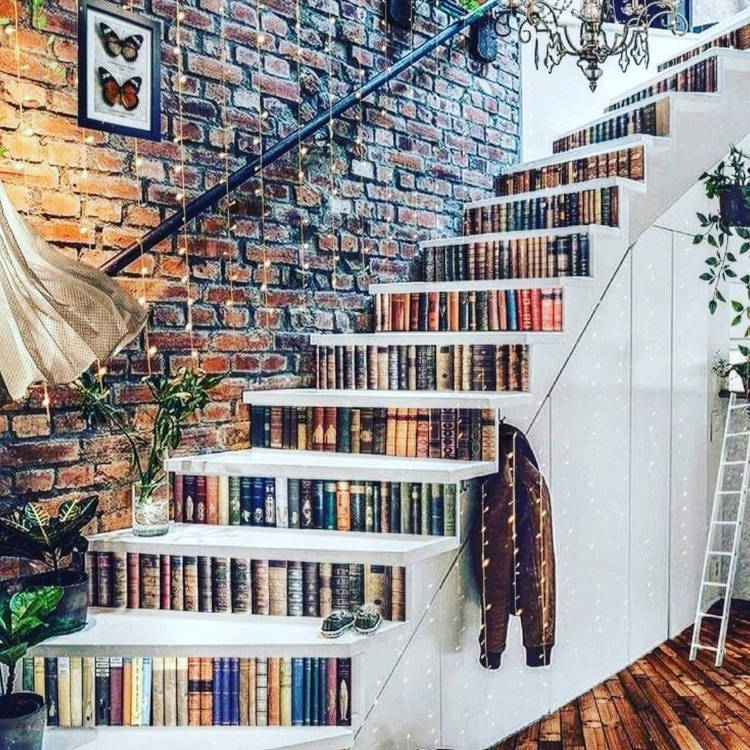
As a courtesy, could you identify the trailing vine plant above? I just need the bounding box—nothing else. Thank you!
[695,145,750,356]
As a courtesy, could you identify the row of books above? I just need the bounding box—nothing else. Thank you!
[250,405,498,460]
[315,344,530,394]
[171,474,460,536]
[463,187,620,234]
[658,23,750,70]
[552,100,670,153]
[422,234,591,281]
[608,57,717,111]
[494,147,644,195]
[86,552,406,621]
[23,655,351,727]
[373,290,564,333]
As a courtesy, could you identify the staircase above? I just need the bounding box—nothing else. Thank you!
[31,11,750,749]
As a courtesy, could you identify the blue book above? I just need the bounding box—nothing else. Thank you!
[240,477,252,525]
[313,482,325,529]
[141,657,152,726]
[220,658,230,726]
[212,659,221,726]
[229,658,239,726]
[310,657,319,726]
[264,479,276,526]
[251,478,265,526]
[291,658,304,726]
[318,658,327,727]
[303,658,312,726]
[506,290,518,331]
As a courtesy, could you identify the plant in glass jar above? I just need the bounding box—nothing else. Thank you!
[74,367,223,536]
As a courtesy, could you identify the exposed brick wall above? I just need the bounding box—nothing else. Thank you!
[0,0,519,532]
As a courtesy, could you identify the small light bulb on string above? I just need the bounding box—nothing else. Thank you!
[255,0,270,321]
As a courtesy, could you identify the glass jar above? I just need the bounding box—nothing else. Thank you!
[132,480,169,537]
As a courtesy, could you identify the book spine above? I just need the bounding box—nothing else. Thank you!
[130,657,143,726]
[255,658,268,726]
[199,657,212,726]
[151,656,164,727]
[291,658,304,726]
[57,656,71,728]
[82,657,95,728]
[231,558,251,613]
[112,550,127,608]
[187,658,201,726]
[164,657,177,726]
[70,657,83,727]
[230,657,239,726]
[268,657,280,726]
[336,659,351,726]
[93,656,109,726]
[108,657,123,726]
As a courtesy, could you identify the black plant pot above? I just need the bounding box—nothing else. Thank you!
[719,185,750,226]
[25,569,89,636]
[0,693,45,750]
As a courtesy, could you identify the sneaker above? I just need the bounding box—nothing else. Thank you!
[353,603,382,635]
[321,609,354,638]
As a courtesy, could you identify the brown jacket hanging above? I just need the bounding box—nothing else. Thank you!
[471,422,556,669]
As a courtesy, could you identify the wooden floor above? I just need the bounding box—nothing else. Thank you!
[490,600,750,750]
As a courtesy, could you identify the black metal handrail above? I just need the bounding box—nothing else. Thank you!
[102,0,501,276]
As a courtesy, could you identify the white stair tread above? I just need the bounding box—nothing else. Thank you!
[418,224,619,248]
[242,388,533,410]
[88,523,458,566]
[466,176,645,210]
[369,276,594,294]
[607,48,750,110]
[43,725,353,750]
[32,609,409,657]
[310,331,563,346]
[165,447,495,483]
[497,134,671,175]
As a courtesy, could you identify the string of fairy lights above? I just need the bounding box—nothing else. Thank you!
[255,5,271,321]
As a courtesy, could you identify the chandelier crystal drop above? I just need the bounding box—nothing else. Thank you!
[494,0,689,90]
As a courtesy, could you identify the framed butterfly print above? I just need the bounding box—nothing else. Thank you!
[78,0,162,141]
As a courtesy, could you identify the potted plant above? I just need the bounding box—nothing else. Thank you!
[0,586,63,750]
[0,497,97,635]
[74,367,223,537]
[695,146,750,334]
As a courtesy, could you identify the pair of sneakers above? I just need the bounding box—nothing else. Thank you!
[321,603,382,638]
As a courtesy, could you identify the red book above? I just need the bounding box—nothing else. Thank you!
[194,476,207,524]
[127,553,139,609]
[160,555,171,610]
[172,473,183,523]
[326,659,337,726]
[427,292,439,331]
[553,289,564,331]
[109,658,123,725]
[206,476,219,525]
[409,293,419,331]
[312,407,325,451]
[541,290,554,331]
[323,408,337,452]
[496,291,507,330]
[518,290,533,331]
[530,289,542,331]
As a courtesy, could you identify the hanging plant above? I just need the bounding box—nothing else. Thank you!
[695,145,750,334]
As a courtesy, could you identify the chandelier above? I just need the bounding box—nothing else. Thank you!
[493,0,689,90]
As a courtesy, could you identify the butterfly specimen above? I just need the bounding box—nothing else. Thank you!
[98,67,141,111]
[99,22,143,62]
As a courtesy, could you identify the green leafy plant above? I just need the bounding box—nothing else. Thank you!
[28,0,46,30]
[0,586,62,695]
[74,368,223,503]
[695,145,750,330]
[0,498,98,579]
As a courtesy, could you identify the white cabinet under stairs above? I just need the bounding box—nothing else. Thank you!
[34,14,750,748]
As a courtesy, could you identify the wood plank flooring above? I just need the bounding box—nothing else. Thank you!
[489,600,750,750]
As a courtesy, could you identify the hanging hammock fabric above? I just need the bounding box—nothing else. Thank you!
[0,181,147,404]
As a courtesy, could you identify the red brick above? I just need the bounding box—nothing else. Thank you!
[15,468,55,493]
[12,414,51,438]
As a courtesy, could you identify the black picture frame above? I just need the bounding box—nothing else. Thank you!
[78,0,162,141]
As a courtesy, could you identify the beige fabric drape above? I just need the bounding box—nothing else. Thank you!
[0,181,146,403]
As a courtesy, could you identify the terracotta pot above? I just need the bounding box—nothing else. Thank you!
[0,693,45,750]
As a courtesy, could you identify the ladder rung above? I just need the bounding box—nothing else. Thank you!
[721,461,747,466]
[692,644,719,651]
[698,613,723,620]
[725,431,750,438]
[702,581,728,588]
[717,490,741,494]
[707,550,733,556]
[714,521,740,526]
[729,403,749,410]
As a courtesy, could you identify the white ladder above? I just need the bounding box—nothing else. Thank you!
[689,392,750,667]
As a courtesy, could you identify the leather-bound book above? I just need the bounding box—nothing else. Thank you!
[436,346,453,391]
[391,567,406,621]
[170,555,184,611]
[355,346,367,389]
[364,565,385,615]
[187,658,201,726]
[240,476,253,525]
[199,658,213,727]
[335,481,350,531]
[296,407,308,450]
[444,485,457,537]
[176,657,188,726]
[323,407,337,452]
[255,659,268,726]
[406,408,418,458]
[182,475,196,522]
[160,555,171,610]
[267,658,280,726]
[139,554,160,609]
[96,552,111,607]
[336,407,351,453]
[269,407,283,448]
[395,409,408,457]
[287,560,303,617]
[86,553,97,604]
[238,659,250,726]
[183,556,199,611]
[428,410,441,458]
[482,409,496,461]
[228,477,241,525]
[336,659,351,726]
[212,557,230,612]
[205,476,219,525]
[231,558,251,613]
[300,479,314,529]
[367,483,377,532]
[264,478,276,526]
[269,560,288,616]
[372,409,387,454]
[360,408,373,453]
[410,483,421,534]
[288,479,301,528]
[350,409,361,453]
[331,564,349,610]
[198,556,213,612]
[112,550,127,608]
[280,658,292,727]
[440,409,456,460]
[380,483,391,533]
[318,562,333,618]
[302,562,319,617]
[325,659,337,726]
[217,475,229,526]
[251,477,265,526]
[311,406,325,450]
[194,475,207,524]
[252,559,270,615]
[385,409,397,454]
[379,346,390,388]
[350,482,365,532]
